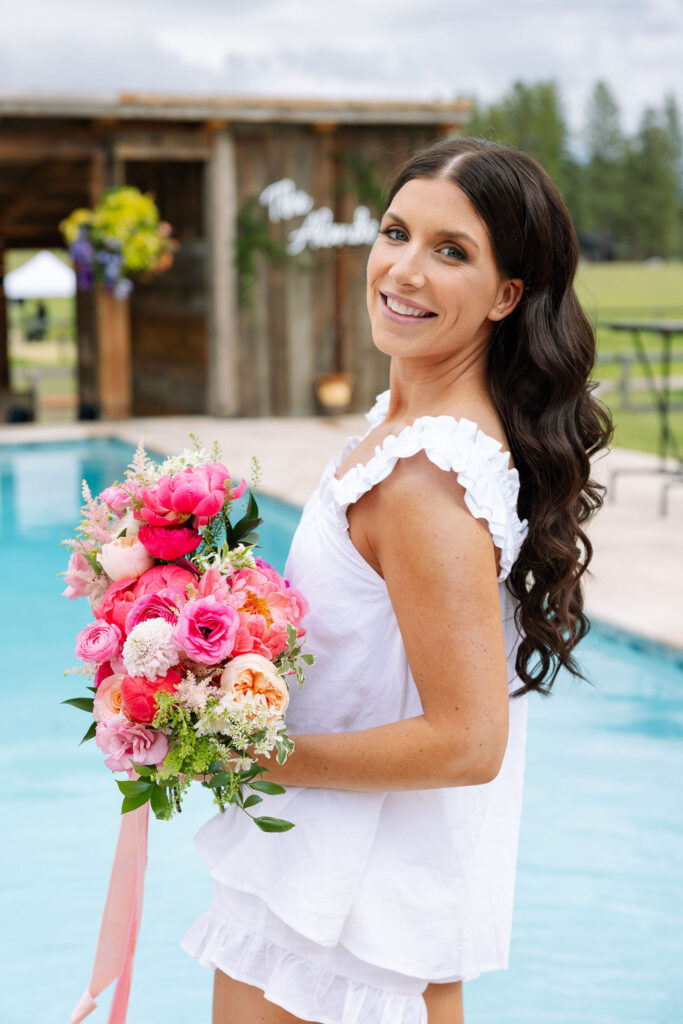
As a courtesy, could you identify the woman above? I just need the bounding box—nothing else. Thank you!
[183,137,613,1023]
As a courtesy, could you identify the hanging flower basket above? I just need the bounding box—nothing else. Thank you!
[60,186,180,301]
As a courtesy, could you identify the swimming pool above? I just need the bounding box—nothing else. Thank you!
[1,438,681,1023]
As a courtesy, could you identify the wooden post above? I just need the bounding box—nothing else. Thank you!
[0,246,9,391]
[95,288,132,419]
[205,126,239,416]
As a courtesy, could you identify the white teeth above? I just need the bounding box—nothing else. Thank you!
[385,295,432,317]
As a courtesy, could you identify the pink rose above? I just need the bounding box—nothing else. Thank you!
[99,485,133,514]
[120,668,181,724]
[135,463,247,529]
[97,536,155,582]
[173,596,239,664]
[124,590,181,634]
[219,653,289,722]
[95,718,169,772]
[94,564,197,635]
[138,523,202,560]
[93,673,126,722]
[75,620,123,663]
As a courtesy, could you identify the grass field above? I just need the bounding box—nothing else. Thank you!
[5,251,683,456]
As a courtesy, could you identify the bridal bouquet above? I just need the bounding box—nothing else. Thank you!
[61,437,312,833]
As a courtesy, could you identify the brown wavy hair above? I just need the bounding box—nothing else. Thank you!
[385,137,614,696]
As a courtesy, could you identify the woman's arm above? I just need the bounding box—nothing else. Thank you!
[255,451,511,792]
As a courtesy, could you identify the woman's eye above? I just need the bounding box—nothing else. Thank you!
[381,226,408,242]
[439,244,467,261]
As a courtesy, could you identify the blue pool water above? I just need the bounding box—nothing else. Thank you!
[1,438,682,1024]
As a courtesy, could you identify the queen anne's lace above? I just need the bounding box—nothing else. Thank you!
[321,389,529,583]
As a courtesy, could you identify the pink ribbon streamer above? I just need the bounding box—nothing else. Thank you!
[70,803,150,1024]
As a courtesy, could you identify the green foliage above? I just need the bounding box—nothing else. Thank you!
[331,151,388,214]
[235,195,290,303]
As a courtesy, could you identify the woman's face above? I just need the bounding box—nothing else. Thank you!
[366,176,522,362]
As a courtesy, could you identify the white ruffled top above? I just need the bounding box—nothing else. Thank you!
[182,391,530,1024]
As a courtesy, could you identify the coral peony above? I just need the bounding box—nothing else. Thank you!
[138,522,202,560]
[219,653,289,722]
[228,565,309,659]
[75,620,123,663]
[96,717,169,772]
[120,667,181,724]
[97,535,155,582]
[173,596,239,664]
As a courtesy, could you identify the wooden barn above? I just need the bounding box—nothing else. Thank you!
[0,95,471,419]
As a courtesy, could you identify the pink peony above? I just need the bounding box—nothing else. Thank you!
[120,668,181,724]
[93,673,126,722]
[138,522,202,560]
[124,590,181,634]
[96,718,169,772]
[135,463,247,529]
[94,564,197,635]
[75,620,123,663]
[97,535,155,582]
[173,596,239,664]
[196,568,232,605]
[99,485,133,514]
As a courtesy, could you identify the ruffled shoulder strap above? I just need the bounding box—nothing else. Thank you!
[331,391,529,582]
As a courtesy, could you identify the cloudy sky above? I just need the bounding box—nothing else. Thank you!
[2,0,682,142]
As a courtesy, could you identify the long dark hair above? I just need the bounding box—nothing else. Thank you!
[385,137,614,696]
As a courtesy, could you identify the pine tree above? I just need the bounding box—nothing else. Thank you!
[584,81,625,257]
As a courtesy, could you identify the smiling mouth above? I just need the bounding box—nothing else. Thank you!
[381,293,436,318]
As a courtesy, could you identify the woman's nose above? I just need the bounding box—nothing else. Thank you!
[390,245,426,288]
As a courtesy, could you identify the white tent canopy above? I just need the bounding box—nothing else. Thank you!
[4,250,76,299]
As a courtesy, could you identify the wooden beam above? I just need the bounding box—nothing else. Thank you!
[0,135,100,161]
[205,127,239,416]
[113,129,211,161]
[95,289,132,419]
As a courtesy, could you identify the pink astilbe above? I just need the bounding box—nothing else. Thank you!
[76,479,117,546]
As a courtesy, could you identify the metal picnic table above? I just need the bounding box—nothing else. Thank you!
[598,319,683,516]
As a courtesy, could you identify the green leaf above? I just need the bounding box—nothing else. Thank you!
[253,816,295,833]
[117,779,154,797]
[300,653,315,665]
[286,623,297,647]
[208,772,234,789]
[150,786,173,820]
[79,721,97,745]
[80,547,103,575]
[62,697,95,713]
[250,780,286,796]
[250,729,267,742]
[121,790,153,814]
[242,793,263,809]
[130,762,155,777]
[86,686,97,693]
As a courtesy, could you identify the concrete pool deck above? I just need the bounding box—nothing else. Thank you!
[3,414,682,654]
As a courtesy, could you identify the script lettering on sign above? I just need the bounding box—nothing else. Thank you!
[258,178,379,255]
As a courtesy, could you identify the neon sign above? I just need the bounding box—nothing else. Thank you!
[259,178,379,255]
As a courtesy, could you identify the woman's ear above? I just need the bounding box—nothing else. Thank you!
[488,278,524,322]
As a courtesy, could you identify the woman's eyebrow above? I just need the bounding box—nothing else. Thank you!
[383,211,480,251]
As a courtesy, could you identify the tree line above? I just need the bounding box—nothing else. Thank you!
[466,81,683,260]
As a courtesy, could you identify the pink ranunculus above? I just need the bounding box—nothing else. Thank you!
[93,673,126,722]
[120,668,181,725]
[219,653,289,723]
[99,485,132,514]
[135,463,247,529]
[96,718,169,772]
[173,596,239,665]
[124,590,181,634]
[75,620,123,663]
[94,564,197,635]
[97,535,155,582]
[138,522,202,560]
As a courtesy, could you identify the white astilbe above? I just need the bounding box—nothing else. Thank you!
[122,618,180,680]
[194,541,257,576]
[125,435,158,487]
